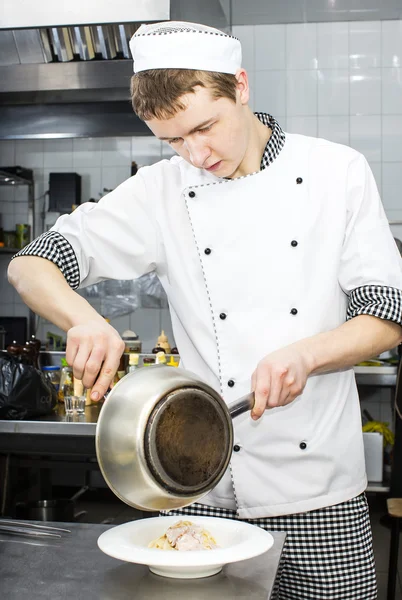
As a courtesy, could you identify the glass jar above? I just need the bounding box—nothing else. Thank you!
[42,366,61,391]
[59,365,74,403]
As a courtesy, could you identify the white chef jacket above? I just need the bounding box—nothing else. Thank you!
[50,132,402,518]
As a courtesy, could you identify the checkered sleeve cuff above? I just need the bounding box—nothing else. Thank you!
[11,231,80,290]
[347,285,402,326]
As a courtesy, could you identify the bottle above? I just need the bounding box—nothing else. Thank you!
[155,351,167,365]
[42,365,61,390]
[128,353,139,373]
[21,341,35,365]
[152,346,165,354]
[156,330,171,354]
[6,340,22,360]
[59,358,73,403]
[28,335,42,368]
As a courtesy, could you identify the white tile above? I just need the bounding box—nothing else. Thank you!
[15,140,44,169]
[286,71,318,116]
[382,163,402,211]
[349,21,381,70]
[350,116,382,162]
[2,214,16,230]
[368,162,382,195]
[286,23,317,70]
[130,307,161,353]
[109,314,131,336]
[76,167,102,202]
[132,137,162,167]
[350,70,381,115]
[101,137,131,166]
[247,70,255,112]
[14,209,30,224]
[255,24,286,71]
[101,166,131,193]
[232,25,255,72]
[382,20,402,68]
[254,71,286,116]
[286,117,317,137]
[317,22,349,69]
[13,303,30,319]
[318,116,349,146]
[382,68,402,115]
[0,187,16,215]
[161,143,177,159]
[43,139,73,168]
[0,270,15,303]
[72,138,102,168]
[0,303,14,317]
[0,141,15,165]
[318,69,349,116]
[383,116,402,162]
[276,115,287,130]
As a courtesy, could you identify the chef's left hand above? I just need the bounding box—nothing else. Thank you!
[250,346,313,420]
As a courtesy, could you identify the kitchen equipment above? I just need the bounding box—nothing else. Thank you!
[0,326,5,350]
[0,519,70,539]
[96,365,254,512]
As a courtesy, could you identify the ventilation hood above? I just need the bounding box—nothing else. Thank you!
[0,0,230,139]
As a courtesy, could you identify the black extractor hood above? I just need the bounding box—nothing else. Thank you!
[0,0,230,139]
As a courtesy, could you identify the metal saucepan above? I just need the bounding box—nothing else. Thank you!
[96,365,254,512]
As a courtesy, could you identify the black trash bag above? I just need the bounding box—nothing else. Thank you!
[0,353,57,420]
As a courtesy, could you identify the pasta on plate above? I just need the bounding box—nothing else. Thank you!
[148,520,218,551]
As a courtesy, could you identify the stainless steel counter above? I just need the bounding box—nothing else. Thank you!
[0,521,285,599]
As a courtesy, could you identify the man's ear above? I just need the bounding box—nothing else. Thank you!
[235,69,250,105]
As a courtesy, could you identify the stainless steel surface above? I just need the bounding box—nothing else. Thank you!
[0,404,101,436]
[0,520,285,599]
[96,365,231,512]
[12,30,50,64]
[1,0,170,29]
[71,26,95,61]
[228,392,255,419]
[0,30,20,67]
[354,373,397,387]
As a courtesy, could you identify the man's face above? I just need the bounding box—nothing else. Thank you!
[146,79,250,179]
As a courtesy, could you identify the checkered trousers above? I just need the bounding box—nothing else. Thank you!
[160,494,377,600]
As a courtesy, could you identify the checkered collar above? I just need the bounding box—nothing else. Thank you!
[255,113,286,170]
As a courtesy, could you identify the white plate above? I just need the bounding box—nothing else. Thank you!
[97,516,274,579]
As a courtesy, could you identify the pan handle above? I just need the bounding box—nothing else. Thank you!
[228,392,255,419]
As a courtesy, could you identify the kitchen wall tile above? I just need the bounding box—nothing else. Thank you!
[255,24,286,71]
[247,70,255,112]
[0,269,15,303]
[350,70,381,115]
[101,166,131,194]
[317,22,349,69]
[368,162,382,195]
[254,71,286,116]
[381,20,402,68]
[318,69,349,115]
[2,214,17,230]
[76,167,102,203]
[0,141,15,165]
[109,314,131,336]
[0,303,14,317]
[287,117,318,137]
[101,137,131,167]
[43,139,74,168]
[382,116,402,162]
[286,23,317,70]
[349,21,381,69]
[15,140,44,169]
[13,303,30,319]
[276,116,287,130]
[132,137,162,167]
[0,187,16,216]
[318,116,349,146]
[382,68,402,115]
[382,163,402,211]
[232,25,255,72]
[161,143,177,160]
[72,138,102,168]
[14,208,30,224]
[130,308,161,353]
[286,71,318,116]
[350,116,382,162]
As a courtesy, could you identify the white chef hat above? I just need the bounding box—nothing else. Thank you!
[129,21,242,75]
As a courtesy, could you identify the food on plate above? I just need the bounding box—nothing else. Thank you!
[148,520,218,551]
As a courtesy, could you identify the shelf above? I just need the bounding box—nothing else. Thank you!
[366,483,390,493]
[0,167,33,186]
[0,247,20,254]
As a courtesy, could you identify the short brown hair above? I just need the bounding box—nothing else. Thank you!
[130,69,238,121]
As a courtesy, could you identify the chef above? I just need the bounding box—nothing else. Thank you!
[8,21,402,600]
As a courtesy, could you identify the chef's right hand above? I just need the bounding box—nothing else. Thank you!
[66,319,125,402]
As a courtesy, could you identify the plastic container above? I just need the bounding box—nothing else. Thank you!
[42,365,61,391]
